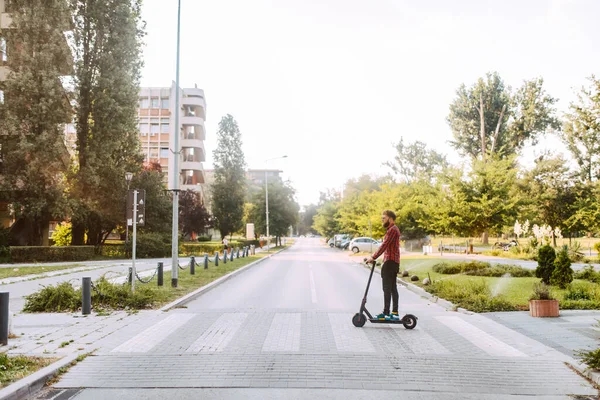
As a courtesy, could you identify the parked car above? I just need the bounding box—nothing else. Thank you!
[349,237,381,254]
[327,238,335,247]
[334,234,351,248]
[493,239,518,251]
[340,238,352,250]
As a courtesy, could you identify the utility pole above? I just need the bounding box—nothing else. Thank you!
[171,0,182,288]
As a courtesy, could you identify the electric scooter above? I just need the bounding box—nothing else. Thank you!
[352,259,418,329]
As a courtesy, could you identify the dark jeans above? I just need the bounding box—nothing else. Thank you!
[381,260,399,314]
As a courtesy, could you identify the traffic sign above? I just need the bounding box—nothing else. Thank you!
[127,189,146,226]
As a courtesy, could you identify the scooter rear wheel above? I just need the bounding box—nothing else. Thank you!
[352,313,367,327]
[402,314,417,329]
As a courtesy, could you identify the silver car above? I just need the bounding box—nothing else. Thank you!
[349,237,381,254]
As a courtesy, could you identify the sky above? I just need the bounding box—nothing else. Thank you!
[139,0,600,207]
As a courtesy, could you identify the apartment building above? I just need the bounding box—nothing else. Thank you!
[138,83,206,197]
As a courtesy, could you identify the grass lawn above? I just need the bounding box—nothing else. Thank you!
[0,354,58,387]
[396,257,600,312]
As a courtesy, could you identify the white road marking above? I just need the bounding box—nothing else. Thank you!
[309,267,318,304]
[186,313,248,353]
[262,313,302,352]
[436,316,527,357]
[328,313,375,352]
[111,314,195,353]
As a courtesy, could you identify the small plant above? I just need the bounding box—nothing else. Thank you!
[59,340,74,348]
[564,282,593,301]
[568,241,585,262]
[530,282,554,301]
[577,348,600,371]
[551,245,573,289]
[536,245,556,285]
[574,265,600,283]
[23,282,80,313]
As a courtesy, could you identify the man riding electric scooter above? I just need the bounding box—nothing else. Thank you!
[365,210,401,321]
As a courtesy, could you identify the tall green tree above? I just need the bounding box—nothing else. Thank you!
[384,138,448,182]
[313,201,340,239]
[179,189,211,237]
[69,0,145,246]
[133,163,172,235]
[0,0,72,245]
[562,76,600,183]
[448,72,559,160]
[211,115,247,239]
[248,180,299,245]
[298,204,319,236]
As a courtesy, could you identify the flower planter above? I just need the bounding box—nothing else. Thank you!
[529,299,559,317]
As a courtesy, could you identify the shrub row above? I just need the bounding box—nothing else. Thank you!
[432,261,533,277]
[426,279,519,312]
[23,276,156,313]
[9,246,96,263]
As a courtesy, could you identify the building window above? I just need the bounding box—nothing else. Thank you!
[161,123,169,133]
[160,148,169,158]
[150,124,159,136]
[0,90,4,105]
[161,98,169,109]
[151,97,159,108]
[0,38,6,62]
[150,118,159,123]
[139,98,149,108]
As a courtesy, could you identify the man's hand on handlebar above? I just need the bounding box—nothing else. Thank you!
[365,257,375,264]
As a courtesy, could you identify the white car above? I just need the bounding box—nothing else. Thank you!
[349,237,381,254]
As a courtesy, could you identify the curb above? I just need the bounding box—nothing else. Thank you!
[568,361,600,386]
[0,352,80,400]
[350,258,473,315]
[159,246,290,312]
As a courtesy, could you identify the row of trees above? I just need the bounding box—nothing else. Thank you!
[312,72,600,243]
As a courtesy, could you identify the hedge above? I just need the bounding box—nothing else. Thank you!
[9,246,96,263]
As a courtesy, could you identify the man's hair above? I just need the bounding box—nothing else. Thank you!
[383,210,396,220]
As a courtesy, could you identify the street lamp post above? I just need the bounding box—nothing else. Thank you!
[125,172,133,258]
[171,0,182,288]
[265,155,287,251]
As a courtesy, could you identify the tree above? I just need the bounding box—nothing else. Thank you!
[133,165,172,235]
[536,245,556,285]
[343,174,389,198]
[0,0,73,245]
[448,72,559,160]
[248,180,299,245]
[313,201,340,239]
[519,153,578,245]
[211,115,246,239]
[179,190,211,238]
[298,204,319,236]
[69,0,145,246]
[384,138,448,182]
[562,76,600,183]
[551,246,573,289]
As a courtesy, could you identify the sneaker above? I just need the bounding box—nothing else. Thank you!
[374,313,389,320]
[390,312,400,321]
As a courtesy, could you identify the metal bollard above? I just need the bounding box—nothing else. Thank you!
[128,267,133,284]
[158,262,164,286]
[230,249,234,261]
[215,251,219,266]
[224,250,228,264]
[237,248,240,258]
[190,256,195,275]
[204,254,209,269]
[0,292,9,345]
[82,277,91,315]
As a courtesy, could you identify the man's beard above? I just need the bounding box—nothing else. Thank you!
[383,221,390,228]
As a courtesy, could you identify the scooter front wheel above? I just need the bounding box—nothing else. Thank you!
[402,314,417,330]
[352,313,367,327]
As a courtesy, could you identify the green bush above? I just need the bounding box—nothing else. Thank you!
[0,226,10,262]
[427,279,518,312]
[536,245,556,285]
[432,261,491,275]
[561,300,600,310]
[574,265,600,283]
[563,282,594,301]
[551,245,574,289]
[10,246,95,263]
[467,264,534,278]
[432,262,462,274]
[23,276,156,313]
[568,241,585,262]
[577,348,600,370]
[181,243,226,256]
[197,235,212,242]
[530,282,554,301]
[100,243,127,258]
[23,282,80,312]
[126,232,172,258]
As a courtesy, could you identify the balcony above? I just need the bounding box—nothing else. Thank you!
[181,115,204,127]
[0,66,8,80]
[0,12,12,29]
[181,160,203,172]
[181,169,205,186]
[182,121,205,141]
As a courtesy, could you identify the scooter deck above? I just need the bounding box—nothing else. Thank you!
[369,319,404,324]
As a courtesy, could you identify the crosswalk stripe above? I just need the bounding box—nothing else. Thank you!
[436,316,527,357]
[186,313,248,353]
[397,327,451,355]
[328,313,375,352]
[111,314,195,353]
[262,313,301,352]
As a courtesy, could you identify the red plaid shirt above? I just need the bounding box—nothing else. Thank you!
[372,223,401,263]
